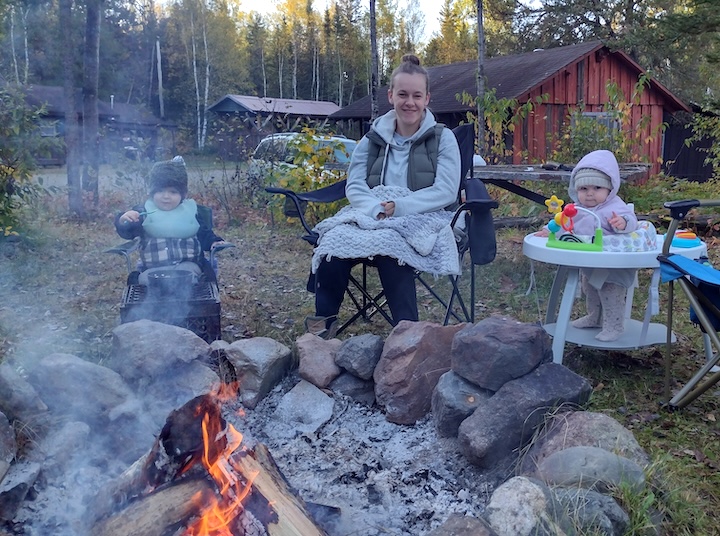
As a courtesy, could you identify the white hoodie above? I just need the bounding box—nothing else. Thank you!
[345,109,461,219]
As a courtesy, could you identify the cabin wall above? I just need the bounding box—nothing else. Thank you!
[513,51,667,175]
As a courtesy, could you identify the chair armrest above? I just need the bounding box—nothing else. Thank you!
[105,238,140,273]
[266,180,346,238]
[209,243,235,267]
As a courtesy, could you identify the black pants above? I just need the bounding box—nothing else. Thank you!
[314,256,418,324]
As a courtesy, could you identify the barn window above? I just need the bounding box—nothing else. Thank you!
[581,111,620,132]
[39,120,59,137]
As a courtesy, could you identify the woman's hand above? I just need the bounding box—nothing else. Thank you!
[119,210,140,224]
[380,200,395,218]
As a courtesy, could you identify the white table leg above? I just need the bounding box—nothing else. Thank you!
[546,266,570,324]
[551,268,580,364]
[639,269,661,345]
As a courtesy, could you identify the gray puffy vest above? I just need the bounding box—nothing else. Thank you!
[365,124,457,210]
[365,124,445,189]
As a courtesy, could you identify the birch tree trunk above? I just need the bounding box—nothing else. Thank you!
[369,0,379,121]
[21,7,29,84]
[156,38,165,119]
[10,7,19,84]
[190,15,201,149]
[200,14,210,150]
[291,30,298,100]
[278,51,284,99]
[336,54,343,107]
[82,0,102,206]
[59,0,83,216]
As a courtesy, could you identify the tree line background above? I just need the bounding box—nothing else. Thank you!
[1,0,719,153]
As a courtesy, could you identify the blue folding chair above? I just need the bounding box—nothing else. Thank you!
[658,199,720,408]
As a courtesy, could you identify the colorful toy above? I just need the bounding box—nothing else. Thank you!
[544,195,603,251]
[669,230,703,248]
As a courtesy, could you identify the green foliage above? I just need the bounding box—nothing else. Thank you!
[459,88,546,164]
[267,128,349,225]
[0,86,58,231]
[551,76,662,164]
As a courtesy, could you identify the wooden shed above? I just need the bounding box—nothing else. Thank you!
[331,41,691,175]
[22,84,174,164]
[207,95,342,159]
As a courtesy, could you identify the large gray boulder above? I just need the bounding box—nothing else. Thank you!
[536,446,646,494]
[458,363,592,468]
[484,476,575,536]
[553,487,630,536]
[0,363,47,424]
[452,315,552,391]
[107,319,211,388]
[431,370,493,438]
[335,333,384,380]
[225,336,293,409]
[519,410,650,475]
[374,321,465,424]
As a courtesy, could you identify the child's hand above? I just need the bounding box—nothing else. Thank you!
[535,228,550,237]
[119,210,140,224]
[609,211,626,231]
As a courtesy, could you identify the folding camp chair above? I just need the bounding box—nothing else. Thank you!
[265,123,498,335]
[658,199,720,408]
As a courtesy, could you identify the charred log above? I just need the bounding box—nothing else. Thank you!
[89,393,327,536]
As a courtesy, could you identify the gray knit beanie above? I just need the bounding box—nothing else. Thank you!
[573,167,612,191]
[149,156,188,197]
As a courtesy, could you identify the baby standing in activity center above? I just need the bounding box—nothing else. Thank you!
[544,149,639,341]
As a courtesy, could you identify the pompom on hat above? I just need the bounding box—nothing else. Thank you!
[149,156,188,197]
[573,167,612,191]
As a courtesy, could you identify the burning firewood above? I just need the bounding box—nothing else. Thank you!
[90,391,327,536]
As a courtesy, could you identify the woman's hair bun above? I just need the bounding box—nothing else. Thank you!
[401,54,421,66]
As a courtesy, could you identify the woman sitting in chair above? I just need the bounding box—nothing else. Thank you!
[306,53,462,339]
[114,156,225,286]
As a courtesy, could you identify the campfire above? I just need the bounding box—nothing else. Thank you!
[91,384,327,536]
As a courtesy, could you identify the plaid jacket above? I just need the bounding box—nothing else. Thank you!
[140,236,202,268]
[114,203,222,270]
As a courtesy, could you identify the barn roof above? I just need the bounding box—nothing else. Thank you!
[330,41,690,119]
[208,95,341,117]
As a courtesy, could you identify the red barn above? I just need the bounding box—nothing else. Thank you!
[331,41,690,175]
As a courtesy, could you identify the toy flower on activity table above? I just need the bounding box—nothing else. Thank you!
[545,195,564,214]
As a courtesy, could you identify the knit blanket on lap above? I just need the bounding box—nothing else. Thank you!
[311,186,461,276]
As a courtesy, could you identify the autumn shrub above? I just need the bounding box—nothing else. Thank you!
[0,86,60,233]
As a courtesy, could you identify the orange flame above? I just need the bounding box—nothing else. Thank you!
[184,388,256,535]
